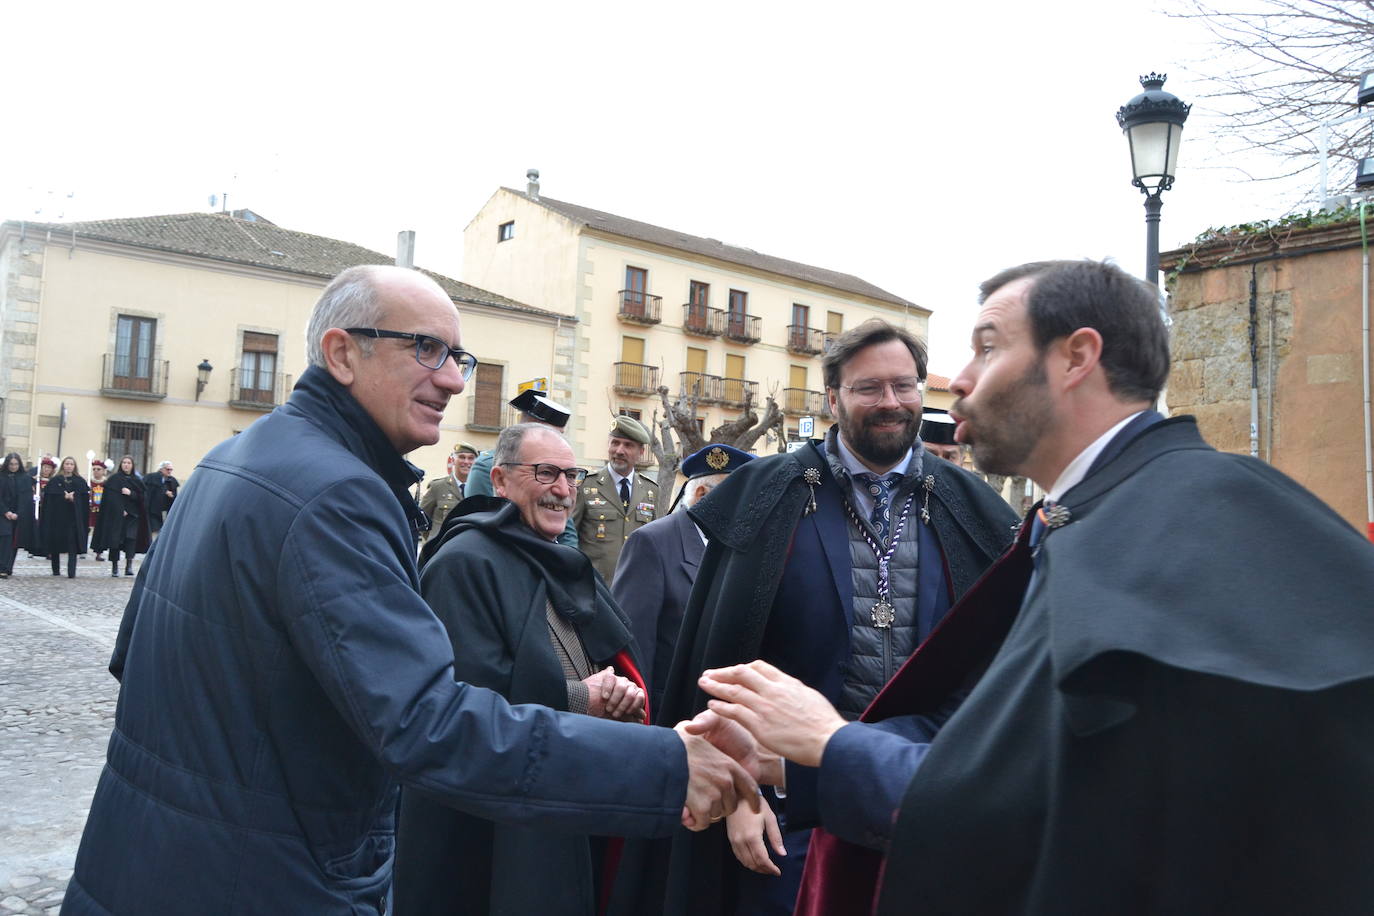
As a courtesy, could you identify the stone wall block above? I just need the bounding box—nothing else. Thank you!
[1188,401,1253,454]
[1166,359,1203,408]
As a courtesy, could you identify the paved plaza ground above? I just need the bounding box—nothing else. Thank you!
[0,552,140,915]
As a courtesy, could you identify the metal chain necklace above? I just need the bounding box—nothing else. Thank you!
[842,491,916,629]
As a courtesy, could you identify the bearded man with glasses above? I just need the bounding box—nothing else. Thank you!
[611,318,1018,916]
[399,422,652,915]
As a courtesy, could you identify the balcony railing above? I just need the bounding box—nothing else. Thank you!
[786,325,825,355]
[678,371,722,403]
[618,290,663,324]
[229,369,290,411]
[101,353,169,400]
[682,304,725,337]
[719,377,759,407]
[782,387,828,417]
[614,361,660,395]
[723,313,761,344]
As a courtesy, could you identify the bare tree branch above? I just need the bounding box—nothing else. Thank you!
[1171,0,1373,200]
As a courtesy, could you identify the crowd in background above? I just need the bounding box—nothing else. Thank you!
[0,453,178,579]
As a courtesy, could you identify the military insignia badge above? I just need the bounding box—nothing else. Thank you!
[706,447,729,471]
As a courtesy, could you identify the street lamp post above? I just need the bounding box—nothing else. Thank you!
[1117,73,1191,286]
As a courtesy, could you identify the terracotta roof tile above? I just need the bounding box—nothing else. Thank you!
[7,211,562,320]
[508,190,921,311]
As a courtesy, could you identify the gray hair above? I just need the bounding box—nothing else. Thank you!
[493,423,567,469]
[305,265,388,368]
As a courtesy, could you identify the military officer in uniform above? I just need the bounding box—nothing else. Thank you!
[419,442,477,542]
[573,416,659,583]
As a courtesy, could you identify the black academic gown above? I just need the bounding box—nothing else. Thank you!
[92,471,150,554]
[872,416,1374,915]
[39,473,90,555]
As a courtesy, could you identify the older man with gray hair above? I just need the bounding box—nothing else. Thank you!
[65,265,756,916]
[399,422,648,914]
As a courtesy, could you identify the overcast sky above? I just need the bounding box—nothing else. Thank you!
[4,0,1333,375]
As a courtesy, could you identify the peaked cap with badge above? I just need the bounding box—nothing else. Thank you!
[668,443,755,512]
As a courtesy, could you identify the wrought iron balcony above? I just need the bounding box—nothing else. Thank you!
[719,377,759,407]
[723,313,761,344]
[618,290,663,325]
[782,387,827,417]
[678,371,722,404]
[229,369,290,411]
[786,325,825,355]
[101,353,168,400]
[614,361,660,396]
[682,304,725,337]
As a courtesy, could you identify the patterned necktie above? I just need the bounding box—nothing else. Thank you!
[619,478,631,511]
[856,472,900,542]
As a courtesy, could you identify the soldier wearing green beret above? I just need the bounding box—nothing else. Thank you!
[572,416,660,583]
[419,442,479,542]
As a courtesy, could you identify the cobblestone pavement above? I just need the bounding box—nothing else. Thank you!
[0,551,142,915]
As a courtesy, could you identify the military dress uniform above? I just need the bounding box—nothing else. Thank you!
[419,475,463,542]
[573,468,660,584]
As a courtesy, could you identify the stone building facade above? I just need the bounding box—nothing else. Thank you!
[1161,214,1372,535]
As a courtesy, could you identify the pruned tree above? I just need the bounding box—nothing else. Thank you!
[643,383,786,485]
[1171,0,1374,200]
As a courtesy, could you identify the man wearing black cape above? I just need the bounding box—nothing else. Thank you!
[698,259,1374,916]
[611,319,1017,914]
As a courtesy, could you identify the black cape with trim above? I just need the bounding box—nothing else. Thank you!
[609,440,1017,916]
[875,417,1374,915]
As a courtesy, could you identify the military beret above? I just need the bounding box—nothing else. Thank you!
[919,410,957,446]
[681,443,754,480]
[453,441,479,456]
[610,415,651,445]
[509,389,571,429]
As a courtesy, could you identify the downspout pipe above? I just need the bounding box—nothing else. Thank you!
[1248,265,1260,459]
[1360,201,1372,542]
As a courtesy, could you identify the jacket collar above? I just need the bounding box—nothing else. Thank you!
[288,366,427,534]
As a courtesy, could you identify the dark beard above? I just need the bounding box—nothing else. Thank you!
[958,358,1051,477]
[837,403,920,467]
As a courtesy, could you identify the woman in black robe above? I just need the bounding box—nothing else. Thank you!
[94,455,147,577]
[39,456,89,578]
[0,453,26,578]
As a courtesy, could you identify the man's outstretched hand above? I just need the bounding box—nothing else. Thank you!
[697,660,845,768]
[674,722,760,831]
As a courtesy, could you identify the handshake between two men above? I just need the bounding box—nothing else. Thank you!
[683,660,846,873]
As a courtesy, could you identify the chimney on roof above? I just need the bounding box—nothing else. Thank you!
[396,230,416,269]
[527,169,540,200]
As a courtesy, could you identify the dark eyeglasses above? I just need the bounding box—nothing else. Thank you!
[345,328,479,380]
[500,463,588,486]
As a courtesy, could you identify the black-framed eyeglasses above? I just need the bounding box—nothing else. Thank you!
[344,328,479,380]
[838,376,924,406]
[500,463,588,486]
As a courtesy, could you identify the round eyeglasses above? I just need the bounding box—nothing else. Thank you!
[500,463,588,486]
[345,328,479,380]
[838,376,924,407]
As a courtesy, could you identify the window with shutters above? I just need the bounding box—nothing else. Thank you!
[237,332,279,404]
[469,362,505,430]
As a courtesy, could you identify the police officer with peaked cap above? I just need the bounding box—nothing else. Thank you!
[612,443,754,709]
